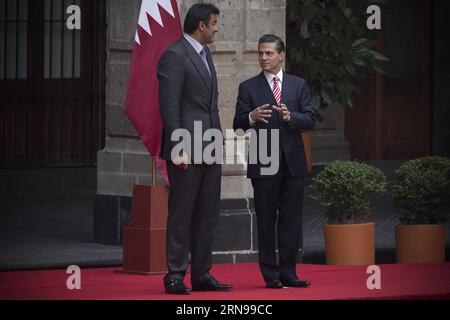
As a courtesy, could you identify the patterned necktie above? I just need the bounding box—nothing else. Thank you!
[273,76,281,106]
[199,48,211,76]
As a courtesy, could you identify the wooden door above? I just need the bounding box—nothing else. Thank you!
[382,0,431,159]
[346,0,431,160]
[0,0,105,168]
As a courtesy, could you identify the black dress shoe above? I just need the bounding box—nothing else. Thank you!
[164,277,191,295]
[280,277,311,288]
[191,273,233,291]
[265,280,284,289]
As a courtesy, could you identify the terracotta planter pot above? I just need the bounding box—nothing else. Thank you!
[396,224,445,264]
[301,131,312,174]
[324,222,375,266]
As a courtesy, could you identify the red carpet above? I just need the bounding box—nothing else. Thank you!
[1,263,449,300]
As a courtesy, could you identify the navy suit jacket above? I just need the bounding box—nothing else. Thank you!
[233,72,317,179]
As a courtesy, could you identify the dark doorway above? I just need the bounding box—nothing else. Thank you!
[346,0,431,160]
[0,0,105,168]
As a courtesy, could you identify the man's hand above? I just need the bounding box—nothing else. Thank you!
[250,104,272,124]
[173,151,189,170]
[273,104,291,122]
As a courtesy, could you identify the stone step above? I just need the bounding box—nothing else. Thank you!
[0,168,97,198]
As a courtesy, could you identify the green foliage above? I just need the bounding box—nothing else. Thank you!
[311,161,386,224]
[286,0,388,114]
[392,157,450,225]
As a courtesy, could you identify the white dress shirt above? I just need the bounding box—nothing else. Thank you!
[264,69,284,92]
[183,33,204,55]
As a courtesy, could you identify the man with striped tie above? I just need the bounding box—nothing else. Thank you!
[233,34,317,289]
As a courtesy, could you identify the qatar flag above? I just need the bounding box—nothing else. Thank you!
[125,0,182,185]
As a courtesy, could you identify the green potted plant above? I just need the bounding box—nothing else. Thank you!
[392,156,450,264]
[311,160,386,265]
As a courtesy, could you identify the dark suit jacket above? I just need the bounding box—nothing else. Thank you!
[158,37,222,162]
[233,72,316,178]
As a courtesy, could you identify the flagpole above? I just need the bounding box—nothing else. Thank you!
[152,161,157,186]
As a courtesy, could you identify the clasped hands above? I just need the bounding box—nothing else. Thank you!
[250,104,291,123]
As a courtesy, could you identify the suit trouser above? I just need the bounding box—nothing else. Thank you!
[166,161,221,281]
[251,153,305,282]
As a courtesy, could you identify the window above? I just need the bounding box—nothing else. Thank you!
[0,0,28,79]
[0,0,105,168]
[44,0,81,79]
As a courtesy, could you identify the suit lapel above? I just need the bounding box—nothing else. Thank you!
[280,72,292,105]
[256,72,277,106]
[182,38,212,93]
[205,46,217,98]
[257,72,285,127]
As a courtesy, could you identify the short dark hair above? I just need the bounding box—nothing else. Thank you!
[184,4,220,35]
[258,34,286,53]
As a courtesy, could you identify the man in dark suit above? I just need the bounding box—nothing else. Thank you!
[158,4,232,295]
[233,34,316,289]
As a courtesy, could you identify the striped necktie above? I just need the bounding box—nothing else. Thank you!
[273,76,281,106]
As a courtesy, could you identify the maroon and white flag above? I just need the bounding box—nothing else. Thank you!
[125,0,182,185]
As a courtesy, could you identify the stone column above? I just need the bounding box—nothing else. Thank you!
[95,0,141,244]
